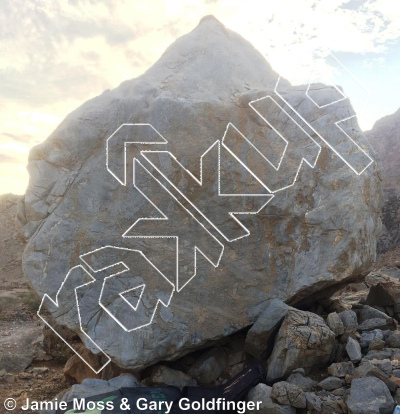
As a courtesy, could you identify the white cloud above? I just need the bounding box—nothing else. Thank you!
[0,0,399,194]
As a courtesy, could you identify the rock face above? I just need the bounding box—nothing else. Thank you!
[366,108,400,253]
[266,310,335,382]
[18,16,382,369]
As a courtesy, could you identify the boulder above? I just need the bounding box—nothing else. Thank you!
[326,312,345,336]
[245,299,292,360]
[353,360,397,393]
[187,347,227,385]
[18,15,382,369]
[386,331,400,348]
[338,310,358,333]
[246,384,295,414]
[318,376,343,391]
[286,372,317,391]
[149,365,196,389]
[328,361,355,378]
[271,381,307,408]
[346,377,394,414]
[360,329,383,348]
[267,310,335,382]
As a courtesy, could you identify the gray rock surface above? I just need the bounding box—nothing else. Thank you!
[326,312,345,336]
[318,376,343,391]
[286,372,317,391]
[360,329,383,348]
[267,310,335,382]
[187,347,227,385]
[271,381,306,408]
[346,337,362,363]
[346,377,394,414]
[328,361,355,378]
[150,365,196,389]
[18,15,382,369]
[246,384,295,414]
[245,299,291,360]
[366,108,400,253]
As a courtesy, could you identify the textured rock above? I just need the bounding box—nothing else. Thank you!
[346,337,362,363]
[271,381,306,408]
[328,361,355,378]
[246,384,295,414]
[305,392,322,411]
[245,299,291,360]
[360,329,383,348]
[326,312,345,336]
[386,331,400,348]
[267,310,335,382]
[338,310,358,333]
[346,377,394,414]
[366,108,400,253]
[187,347,227,385]
[18,15,382,369]
[353,360,397,393]
[318,376,343,391]
[286,372,317,391]
[358,318,396,331]
[150,365,196,389]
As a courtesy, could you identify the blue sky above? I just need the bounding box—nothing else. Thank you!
[0,0,399,194]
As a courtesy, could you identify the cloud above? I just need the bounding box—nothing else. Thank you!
[1,132,34,144]
[0,153,19,163]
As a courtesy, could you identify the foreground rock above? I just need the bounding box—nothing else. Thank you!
[18,15,381,369]
[267,309,335,382]
[346,377,394,414]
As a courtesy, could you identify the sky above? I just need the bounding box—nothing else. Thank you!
[0,0,399,195]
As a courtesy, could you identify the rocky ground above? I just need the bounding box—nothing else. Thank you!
[2,190,400,413]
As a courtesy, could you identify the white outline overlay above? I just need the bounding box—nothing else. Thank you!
[123,159,225,292]
[141,140,274,242]
[80,246,175,332]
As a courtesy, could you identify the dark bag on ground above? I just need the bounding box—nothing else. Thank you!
[57,386,181,414]
[171,360,265,414]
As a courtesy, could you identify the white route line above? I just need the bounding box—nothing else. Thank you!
[106,123,168,186]
[141,140,274,243]
[274,51,373,176]
[123,159,225,292]
[80,246,175,332]
[37,265,111,373]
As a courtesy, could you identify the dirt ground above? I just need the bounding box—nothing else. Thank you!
[0,194,68,414]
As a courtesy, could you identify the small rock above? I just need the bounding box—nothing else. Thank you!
[227,350,246,366]
[19,372,33,380]
[338,309,358,333]
[246,383,295,414]
[32,367,49,375]
[364,348,393,360]
[346,377,394,414]
[358,318,396,331]
[245,299,292,360]
[353,360,398,393]
[346,336,362,363]
[318,376,343,391]
[3,373,15,384]
[370,359,392,376]
[360,329,384,348]
[386,331,400,348]
[304,392,322,411]
[286,372,317,391]
[150,365,197,389]
[369,337,386,351]
[328,361,355,377]
[326,312,345,336]
[187,347,228,385]
[271,381,307,408]
[0,369,6,378]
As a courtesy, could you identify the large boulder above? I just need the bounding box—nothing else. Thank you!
[365,107,400,253]
[18,16,382,370]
